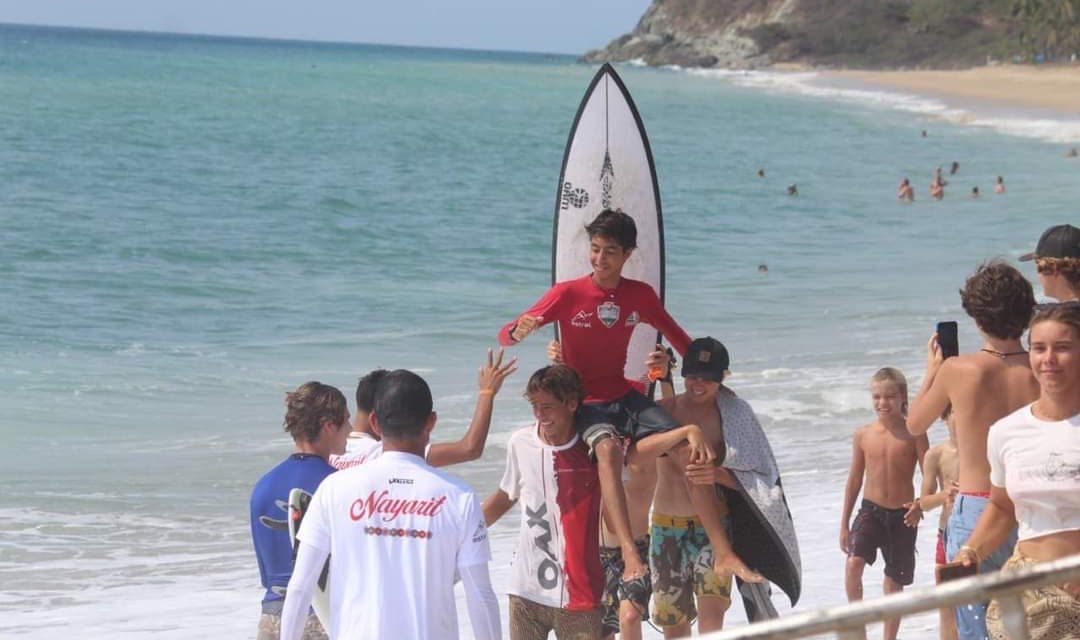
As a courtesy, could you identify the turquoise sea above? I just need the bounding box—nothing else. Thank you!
[2,23,1078,638]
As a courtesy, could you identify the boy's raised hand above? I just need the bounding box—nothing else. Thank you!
[478,348,518,395]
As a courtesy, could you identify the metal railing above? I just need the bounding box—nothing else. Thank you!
[701,553,1080,640]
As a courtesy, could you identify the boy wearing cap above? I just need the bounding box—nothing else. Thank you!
[497,209,759,602]
[649,338,741,637]
[1019,224,1080,302]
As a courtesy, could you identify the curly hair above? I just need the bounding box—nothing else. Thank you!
[1036,256,1080,290]
[959,261,1035,340]
[525,365,584,406]
[283,381,347,443]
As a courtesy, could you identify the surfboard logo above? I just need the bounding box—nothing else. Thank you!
[560,181,589,210]
[600,151,615,209]
[597,301,620,328]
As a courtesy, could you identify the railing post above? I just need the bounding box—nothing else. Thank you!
[997,594,1030,640]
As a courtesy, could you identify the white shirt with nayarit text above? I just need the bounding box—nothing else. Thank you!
[298,450,492,639]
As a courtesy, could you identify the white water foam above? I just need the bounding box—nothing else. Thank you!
[687,68,1080,144]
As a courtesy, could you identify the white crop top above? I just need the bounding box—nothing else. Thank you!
[988,404,1080,542]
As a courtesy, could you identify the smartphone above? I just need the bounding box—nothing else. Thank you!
[936,321,959,359]
[936,560,977,583]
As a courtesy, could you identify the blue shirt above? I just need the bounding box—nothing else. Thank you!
[250,453,336,608]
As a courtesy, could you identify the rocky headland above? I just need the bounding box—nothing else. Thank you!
[582,0,1080,70]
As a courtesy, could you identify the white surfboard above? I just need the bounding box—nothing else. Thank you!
[553,63,664,385]
[287,487,332,628]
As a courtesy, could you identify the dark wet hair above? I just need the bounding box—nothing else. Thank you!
[373,369,433,439]
[284,382,347,443]
[585,209,637,250]
[960,261,1035,340]
[356,369,388,413]
[525,365,584,406]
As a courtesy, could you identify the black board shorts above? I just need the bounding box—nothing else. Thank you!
[575,389,679,456]
[849,499,917,586]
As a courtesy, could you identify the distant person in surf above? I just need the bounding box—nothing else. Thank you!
[905,261,1038,640]
[971,186,980,199]
[786,184,798,196]
[250,382,351,640]
[922,130,928,138]
[897,178,914,202]
[840,368,928,640]
[281,370,501,640]
[758,264,769,274]
[995,176,1005,194]
[483,365,604,640]
[1066,147,1078,158]
[1019,224,1080,302]
[497,209,760,614]
[757,168,765,178]
[950,161,960,175]
[930,180,944,201]
[330,350,516,469]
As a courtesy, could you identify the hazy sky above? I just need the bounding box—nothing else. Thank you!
[0,1,653,54]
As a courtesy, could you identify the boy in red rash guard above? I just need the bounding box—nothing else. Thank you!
[498,209,761,599]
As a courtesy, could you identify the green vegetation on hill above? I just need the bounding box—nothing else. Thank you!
[585,0,1080,69]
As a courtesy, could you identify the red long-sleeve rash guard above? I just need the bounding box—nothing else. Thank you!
[499,275,691,404]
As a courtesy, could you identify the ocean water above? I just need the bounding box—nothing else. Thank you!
[2,23,1079,639]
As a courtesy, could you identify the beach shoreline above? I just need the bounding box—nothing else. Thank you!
[827,65,1080,116]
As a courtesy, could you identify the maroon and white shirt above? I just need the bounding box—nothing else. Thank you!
[300,451,491,639]
[500,425,602,611]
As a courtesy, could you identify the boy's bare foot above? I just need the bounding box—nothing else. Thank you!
[714,552,764,583]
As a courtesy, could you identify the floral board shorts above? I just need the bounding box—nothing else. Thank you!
[648,511,733,628]
[599,536,651,637]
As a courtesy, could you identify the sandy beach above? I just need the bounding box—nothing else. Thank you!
[833,65,1080,115]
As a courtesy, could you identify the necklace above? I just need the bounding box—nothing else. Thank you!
[980,348,1027,359]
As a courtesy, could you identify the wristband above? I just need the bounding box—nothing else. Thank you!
[959,544,981,563]
[478,389,495,396]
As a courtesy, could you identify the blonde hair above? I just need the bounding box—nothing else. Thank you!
[871,367,909,413]
[1036,256,1080,290]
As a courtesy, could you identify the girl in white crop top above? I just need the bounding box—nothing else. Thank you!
[954,303,1080,639]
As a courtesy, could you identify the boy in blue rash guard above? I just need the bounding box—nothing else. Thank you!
[250,382,351,640]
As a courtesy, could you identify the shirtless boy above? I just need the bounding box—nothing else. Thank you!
[840,368,929,640]
[905,261,1038,640]
[650,338,740,638]
[498,209,756,599]
[911,405,959,640]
